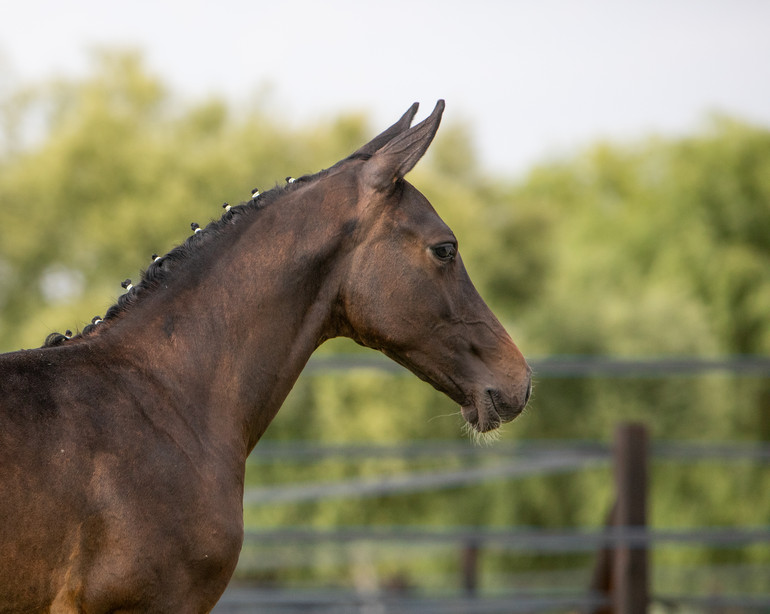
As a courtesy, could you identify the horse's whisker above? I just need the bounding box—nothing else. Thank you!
[427,411,462,423]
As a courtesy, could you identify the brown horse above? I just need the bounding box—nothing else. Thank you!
[0,101,531,612]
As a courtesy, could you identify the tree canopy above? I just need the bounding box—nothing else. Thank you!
[3,52,769,360]
[3,51,770,583]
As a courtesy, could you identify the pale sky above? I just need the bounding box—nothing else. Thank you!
[2,0,769,175]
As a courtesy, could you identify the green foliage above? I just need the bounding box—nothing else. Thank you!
[3,54,770,360]
[2,52,770,590]
[513,121,770,356]
[0,51,369,350]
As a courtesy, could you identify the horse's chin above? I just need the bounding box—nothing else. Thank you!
[461,403,503,434]
[461,389,525,434]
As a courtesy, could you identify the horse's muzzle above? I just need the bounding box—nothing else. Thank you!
[461,372,532,433]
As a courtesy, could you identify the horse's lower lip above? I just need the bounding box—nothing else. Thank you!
[461,388,528,433]
[461,404,502,433]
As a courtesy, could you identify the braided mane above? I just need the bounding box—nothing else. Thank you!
[41,150,375,349]
[42,178,309,348]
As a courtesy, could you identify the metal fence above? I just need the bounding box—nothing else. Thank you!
[213,356,770,613]
[304,354,770,377]
[215,444,770,612]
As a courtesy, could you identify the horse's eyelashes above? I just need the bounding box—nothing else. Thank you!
[431,243,456,262]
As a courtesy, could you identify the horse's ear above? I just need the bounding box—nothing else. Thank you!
[364,100,445,190]
[351,102,420,158]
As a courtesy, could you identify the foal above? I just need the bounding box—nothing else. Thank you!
[0,101,531,612]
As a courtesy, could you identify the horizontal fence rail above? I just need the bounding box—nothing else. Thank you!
[247,440,770,462]
[244,450,606,505]
[244,441,770,505]
[214,588,770,614]
[243,526,770,552]
[305,354,770,377]
[214,589,610,614]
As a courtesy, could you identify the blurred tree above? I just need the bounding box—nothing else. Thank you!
[0,51,372,350]
[512,119,770,357]
[3,52,770,564]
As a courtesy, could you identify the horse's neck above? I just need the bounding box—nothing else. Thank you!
[101,198,345,458]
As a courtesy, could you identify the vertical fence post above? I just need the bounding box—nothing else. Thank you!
[612,422,649,614]
[588,503,616,614]
[461,540,479,597]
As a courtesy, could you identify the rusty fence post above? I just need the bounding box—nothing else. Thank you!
[612,422,649,614]
[588,422,650,614]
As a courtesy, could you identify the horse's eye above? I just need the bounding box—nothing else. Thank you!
[431,243,456,262]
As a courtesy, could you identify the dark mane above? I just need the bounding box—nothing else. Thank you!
[40,151,375,349]
[41,175,320,348]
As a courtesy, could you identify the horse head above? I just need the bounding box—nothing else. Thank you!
[334,101,532,433]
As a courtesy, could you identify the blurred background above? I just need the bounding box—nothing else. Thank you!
[2,1,770,611]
